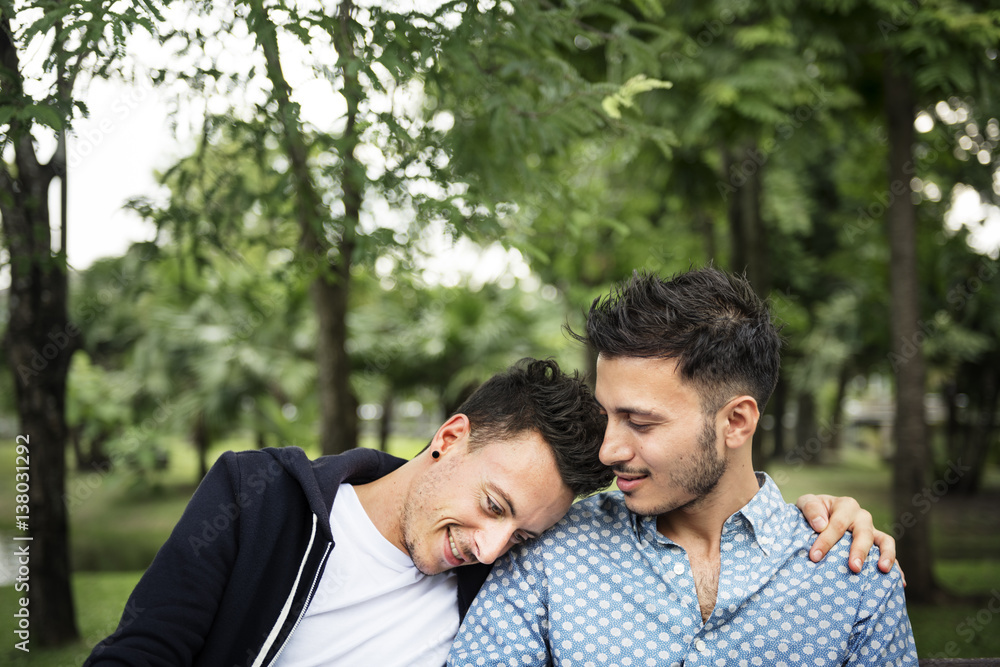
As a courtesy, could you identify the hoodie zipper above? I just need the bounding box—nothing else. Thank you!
[267,541,332,665]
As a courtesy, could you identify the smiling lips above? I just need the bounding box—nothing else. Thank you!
[447,528,471,566]
[614,472,648,493]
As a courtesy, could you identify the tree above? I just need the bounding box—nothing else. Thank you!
[427,0,863,471]
[0,2,157,645]
[803,0,1000,602]
[244,0,361,456]
[138,0,501,455]
[924,229,1000,495]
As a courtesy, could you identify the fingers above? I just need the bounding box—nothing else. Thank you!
[846,509,874,573]
[808,511,859,565]
[872,529,899,576]
[795,493,831,532]
[803,495,864,567]
[798,495,898,576]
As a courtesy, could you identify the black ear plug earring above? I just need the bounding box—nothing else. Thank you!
[432,451,440,459]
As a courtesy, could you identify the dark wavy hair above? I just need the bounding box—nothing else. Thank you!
[455,358,612,497]
[571,268,781,414]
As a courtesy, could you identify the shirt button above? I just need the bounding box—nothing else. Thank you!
[695,640,707,652]
[673,563,685,575]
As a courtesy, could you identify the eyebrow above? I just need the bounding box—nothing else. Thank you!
[595,398,662,420]
[486,481,541,540]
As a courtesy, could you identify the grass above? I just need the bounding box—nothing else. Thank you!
[908,561,1000,659]
[2,438,999,663]
[0,571,143,666]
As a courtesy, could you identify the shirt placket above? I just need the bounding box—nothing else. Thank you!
[638,518,716,666]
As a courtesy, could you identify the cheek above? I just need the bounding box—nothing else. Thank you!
[635,434,676,471]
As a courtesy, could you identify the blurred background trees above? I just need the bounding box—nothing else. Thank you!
[2,0,1000,655]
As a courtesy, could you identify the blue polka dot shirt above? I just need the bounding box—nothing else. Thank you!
[448,473,917,666]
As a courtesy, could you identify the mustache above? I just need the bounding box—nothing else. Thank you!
[612,466,650,477]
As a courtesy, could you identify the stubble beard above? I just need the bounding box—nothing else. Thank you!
[630,417,728,517]
[400,472,445,577]
[400,503,432,576]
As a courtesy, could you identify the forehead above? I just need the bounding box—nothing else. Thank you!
[468,430,557,480]
[594,355,700,411]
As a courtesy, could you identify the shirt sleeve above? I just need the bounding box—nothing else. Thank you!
[448,543,553,667]
[844,562,918,666]
[84,452,243,666]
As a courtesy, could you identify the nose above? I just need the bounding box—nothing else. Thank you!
[599,422,631,467]
[474,525,515,565]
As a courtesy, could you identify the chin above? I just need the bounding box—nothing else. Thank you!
[622,495,657,517]
[624,494,682,518]
[412,556,444,576]
[404,539,441,576]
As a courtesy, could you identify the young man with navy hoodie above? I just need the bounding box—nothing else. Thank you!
[85,358,894,667]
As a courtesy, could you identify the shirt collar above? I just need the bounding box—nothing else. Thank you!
[731,472,786,556]
[628,504,645,540]
[625,472,788,554]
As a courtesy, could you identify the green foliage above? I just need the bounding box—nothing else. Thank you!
[0,0,159,145]
[350,268,573,410]
[66,353,134,444]
[600,74,673,120]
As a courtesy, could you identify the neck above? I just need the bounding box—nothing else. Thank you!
[655,460,760,553]
[353,461,415,555]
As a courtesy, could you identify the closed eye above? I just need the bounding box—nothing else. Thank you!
[487,496,504,517]
[627,419,652,432]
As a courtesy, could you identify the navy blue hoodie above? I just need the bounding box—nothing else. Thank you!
[84,447,492,666]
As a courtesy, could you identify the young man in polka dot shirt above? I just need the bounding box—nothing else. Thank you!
[449,268,917,666]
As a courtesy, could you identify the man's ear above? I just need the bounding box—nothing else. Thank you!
[430,414,471,456]
[722,396,759,451]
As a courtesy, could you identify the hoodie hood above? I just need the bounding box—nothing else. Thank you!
[261,446,407,542]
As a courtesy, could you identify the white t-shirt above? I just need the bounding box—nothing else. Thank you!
[273,484,459,667]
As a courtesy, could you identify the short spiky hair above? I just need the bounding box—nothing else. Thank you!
[573,268,781,414]
[455,358,612,497]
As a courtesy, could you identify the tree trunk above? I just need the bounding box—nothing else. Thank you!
[311,267,358,455]
[795,391,820,465]
[379,388,394,452]
[952,364,999,496]
[81,430,111,471]
[697,209,717,262]
[942,378,961,466]
[724,141,771,472]
[883,54,937,602]
[71,425,86,470]
[724,141,770,295]
[193,413,210,480]
[770,373,788,460]
[248,0,359,455]
[0,15,80,646]
[829,365,850,453]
